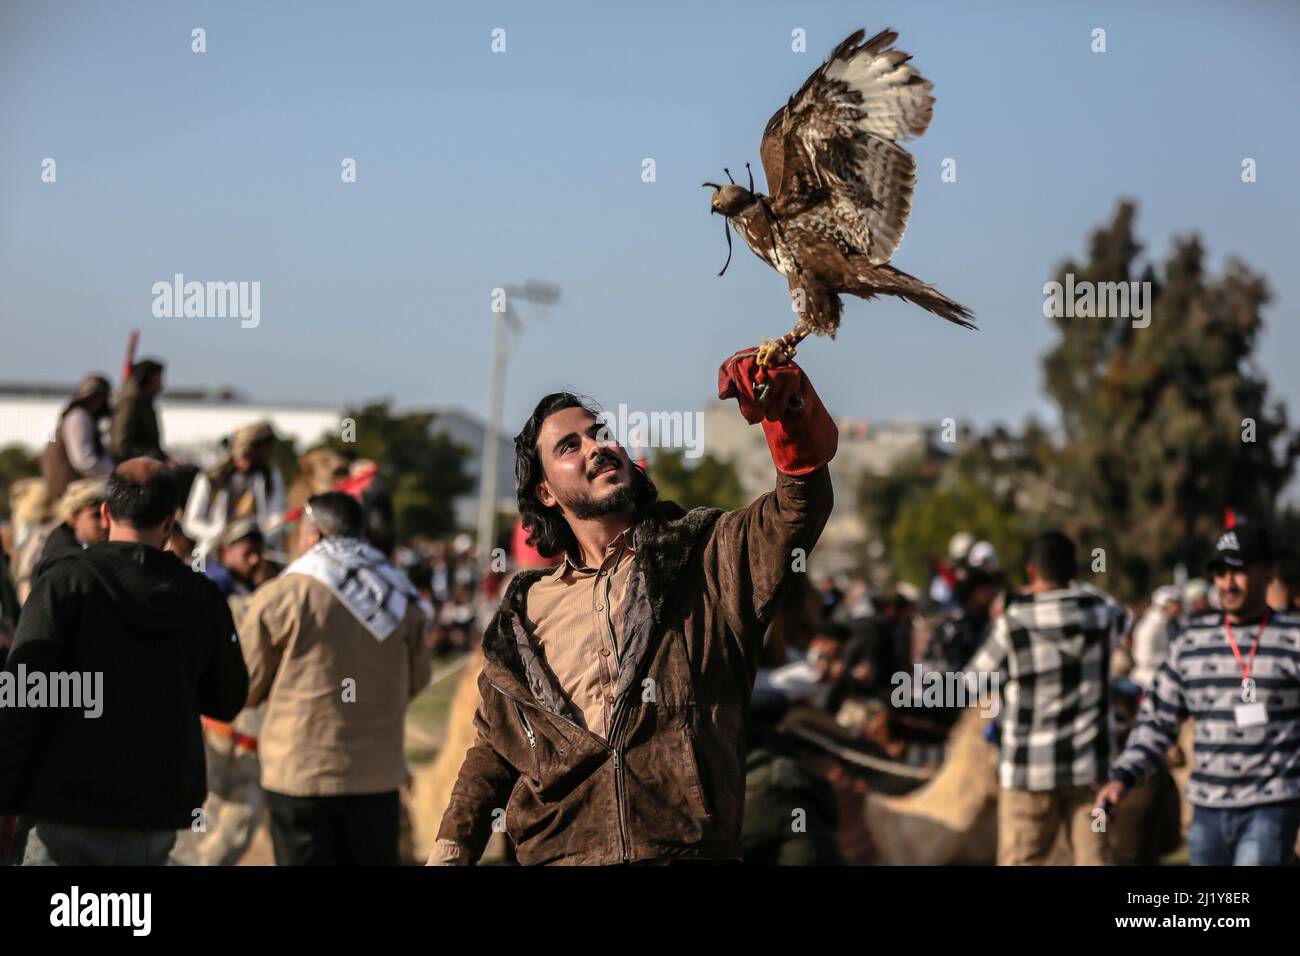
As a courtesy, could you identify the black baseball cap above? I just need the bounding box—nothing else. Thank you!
[1207,522,1274,573]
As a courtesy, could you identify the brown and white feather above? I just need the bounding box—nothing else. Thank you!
[760,28,934,266]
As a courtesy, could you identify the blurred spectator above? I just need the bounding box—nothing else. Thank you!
[183,421,286,559]
[967,540,998,571]
[948,532,974,565]
[109,358,167,462]
[41,374,112,501]
[0,459,248,865]
[965,531,1127,865]
[427,540,452,604]
[1101,522,1300,866]
[838,576,874,621]
[34,479,108,574]
[407,562,435,605]
[1129,585,1183,689]
[816,576,844,622]
[356,462,397,558]
[173,521,271,866]
[741,592,843,865]
[435,584,477,653]
[202,518,265,599]
[239,492,431,865]
[0,543,19,669]
[165,515,197,565]
[923,566,1001,672]
[1184,578,1212,615]
[1267,547,1300,613]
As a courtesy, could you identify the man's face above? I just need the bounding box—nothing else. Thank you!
[70,504,107,545]
[1161,599,1183,620]
[535,407,634,520]
[221,537,263,581]
[1212,562,1271,617]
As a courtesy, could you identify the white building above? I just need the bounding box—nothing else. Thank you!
[0,382,516,530]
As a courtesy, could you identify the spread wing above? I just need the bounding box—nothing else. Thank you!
[759,28,934,265]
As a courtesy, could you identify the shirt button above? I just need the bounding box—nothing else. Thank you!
[606,695,615,705]
[596,604,604,611]
[600,647,611,657]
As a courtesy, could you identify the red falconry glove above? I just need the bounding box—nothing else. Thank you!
[717,347,838,476]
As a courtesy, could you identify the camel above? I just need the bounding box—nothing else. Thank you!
[409,647,494,861]
[865,708,1001,864]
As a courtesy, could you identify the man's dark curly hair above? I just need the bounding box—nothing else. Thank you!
[515,391,657,560]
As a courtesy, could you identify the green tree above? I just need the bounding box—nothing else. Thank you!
[855,455,934,544]
[322,402,473,539]
[1040,201,1297,599]
[890,473,1027,588]
[648,450,745,511]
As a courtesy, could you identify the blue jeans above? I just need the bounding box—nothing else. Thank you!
[15,819,176,866]
[1187,801,1300,866]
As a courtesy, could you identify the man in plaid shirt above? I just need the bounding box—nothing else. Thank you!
[964,531,1127,865]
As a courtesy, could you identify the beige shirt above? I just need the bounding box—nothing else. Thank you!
[239,572,432,797]
[523,530,636,739]
[430,530,638,863]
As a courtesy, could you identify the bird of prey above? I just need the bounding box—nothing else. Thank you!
[705,27,974,366]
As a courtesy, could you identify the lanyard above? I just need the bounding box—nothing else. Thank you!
[1224,609,1269,682]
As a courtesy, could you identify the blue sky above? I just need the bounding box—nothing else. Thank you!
[2,0,1297,441]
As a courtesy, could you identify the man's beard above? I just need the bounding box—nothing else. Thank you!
[566,479,636,520]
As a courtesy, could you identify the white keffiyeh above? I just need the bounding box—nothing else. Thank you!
[285,537,430,641]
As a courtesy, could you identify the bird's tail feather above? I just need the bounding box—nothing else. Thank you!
[862,266,976,329]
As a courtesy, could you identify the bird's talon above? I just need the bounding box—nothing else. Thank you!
[755,339,783,368]
[755,336,797,368]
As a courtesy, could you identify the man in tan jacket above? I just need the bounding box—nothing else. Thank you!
[239,492,432,865]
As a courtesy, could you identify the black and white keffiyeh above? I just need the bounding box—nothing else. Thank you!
[285,537,430,641]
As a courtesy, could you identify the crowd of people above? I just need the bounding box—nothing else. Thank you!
[0,361,470,865]
[779,527,1300,865]
[1,357,1297,867]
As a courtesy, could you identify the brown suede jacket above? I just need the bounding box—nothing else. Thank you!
[435,466,833,864]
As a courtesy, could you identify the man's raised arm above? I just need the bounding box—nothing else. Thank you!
[702,348,838,643]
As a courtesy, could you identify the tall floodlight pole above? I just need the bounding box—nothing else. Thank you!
[476,280,561,572]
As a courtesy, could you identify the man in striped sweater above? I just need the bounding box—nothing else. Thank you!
[1097,522,1300,865]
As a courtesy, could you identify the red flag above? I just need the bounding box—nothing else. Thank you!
[122,329,139,384]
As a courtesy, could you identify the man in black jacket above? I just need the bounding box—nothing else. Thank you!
[0,458,248,865]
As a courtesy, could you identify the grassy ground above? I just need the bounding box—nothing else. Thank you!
[404,654,468,765]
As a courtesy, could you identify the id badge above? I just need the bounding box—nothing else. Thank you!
[1234,702,1267,728]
